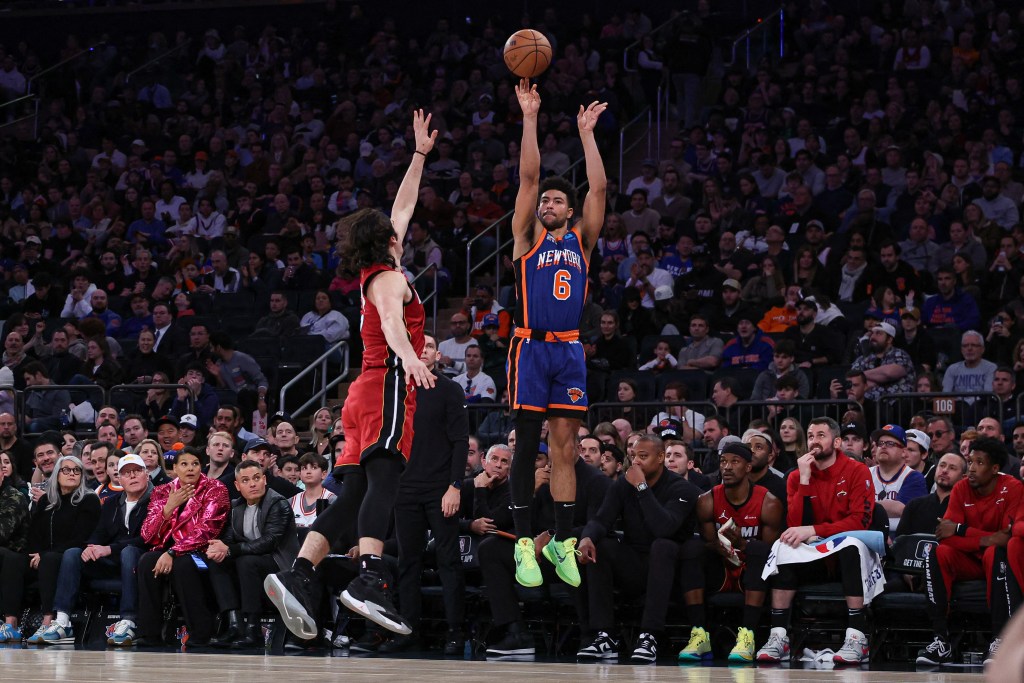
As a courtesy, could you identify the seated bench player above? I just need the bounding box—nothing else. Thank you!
[677,440,783,662]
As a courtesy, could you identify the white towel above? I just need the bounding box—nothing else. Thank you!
[762,532,886,605]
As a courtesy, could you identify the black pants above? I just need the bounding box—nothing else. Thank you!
[208,554,279,617]
[478,535,576,629]
[0,548,62,619]
[394,489,464,632]
[679,537,770,595]
[586,537,680,632]
[770,546,863,595]
[137,551,216,641]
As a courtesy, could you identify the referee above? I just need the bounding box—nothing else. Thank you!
[388,333,470,654]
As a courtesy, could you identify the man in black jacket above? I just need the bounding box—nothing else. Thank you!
[575,434,701,663]
[207,459,300,647]
[460,444,513,537]
[387,334,469,654]
[482,448,612,657]
[49,452,151,647]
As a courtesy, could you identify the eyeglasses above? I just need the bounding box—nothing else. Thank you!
[876,440,903,449]
[59,467,82,475]
[119,468,145,477]
[927,429,947,438]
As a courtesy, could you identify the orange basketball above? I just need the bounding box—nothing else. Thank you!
[503,29,552,78]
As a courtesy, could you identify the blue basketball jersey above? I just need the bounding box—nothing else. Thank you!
[514,226,590,332]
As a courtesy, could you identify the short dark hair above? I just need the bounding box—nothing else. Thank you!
[970,436,1008,470]
[538,176,578,211]
[170,446,206,467]
[776,374,800,392]
[34,431,63,455]
[235,459,263,476]
[715,376,739,395]
[773,339,796,357]
[298,452,329,471]
[22,361,47,378]
[210,331,234,350]
[808,416,841,439]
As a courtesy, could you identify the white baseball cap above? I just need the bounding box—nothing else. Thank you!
[117,453,146,473]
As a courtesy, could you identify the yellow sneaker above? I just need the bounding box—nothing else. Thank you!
[541,537,581,587]
[514,537,543,587]
[678,626,712,662]
[728,626,755,662]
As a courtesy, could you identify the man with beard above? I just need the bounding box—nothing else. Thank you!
[503,82,608,592]
[868,424,928,532]
[0,411,37,482]
[895,452,966,536]
[678,441,783,663]
[916,437,1022,666]
[972,176,1019,230]
[744,429,788,513]
[850,322,916,401]
[756,417,874,665]
[782,298,843,368]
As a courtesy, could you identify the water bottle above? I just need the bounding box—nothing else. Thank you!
[60,409,70,429]
[119,408,127,424]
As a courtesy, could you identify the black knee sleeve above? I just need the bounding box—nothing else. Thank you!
[510,413,543,507]
[357,452,404,541]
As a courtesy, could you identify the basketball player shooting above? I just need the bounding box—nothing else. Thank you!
[265,110,436,639]
[507,78,607,588]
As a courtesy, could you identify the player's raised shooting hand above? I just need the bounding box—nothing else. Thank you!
[515,78,540,117]
[577,100,608,133]
[412,109,437,155]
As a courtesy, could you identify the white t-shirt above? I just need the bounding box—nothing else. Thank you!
[453,370,497,402]
[438,337,479,376]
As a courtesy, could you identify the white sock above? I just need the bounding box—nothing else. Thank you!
[56,612,71,628]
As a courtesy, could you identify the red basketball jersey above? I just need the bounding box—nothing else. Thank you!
[712,484,769,541]
[359,263,426,371]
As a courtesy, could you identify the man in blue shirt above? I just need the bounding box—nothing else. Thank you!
[126,200,168,251]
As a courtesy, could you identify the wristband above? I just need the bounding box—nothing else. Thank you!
[414,150,427,158]
[955,523,966,537]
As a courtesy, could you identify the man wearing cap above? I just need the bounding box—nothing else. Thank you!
[850,321,916,400]
[756,416,875,665]
[50,450,151,647]
[575,434,700,663]
[840,420,870,464]
[782,297,843,367]
[721,316,775,371]
[678,440,783,663]
[154,416,180,453]
[869,425,928,532]
[706,278,757,337]
[624,248,673,309]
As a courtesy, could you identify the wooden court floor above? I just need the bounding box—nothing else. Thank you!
[0,649,986,682]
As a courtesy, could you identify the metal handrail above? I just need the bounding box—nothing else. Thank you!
[279,340,349,417]
[622,11,688,73]
[409,262,440,339]
[0,93,36,114]
[28,41,106,138]
[464,154,589,296]
[727,6,785,69]
[126,38,193,83]
[617,107,653,188]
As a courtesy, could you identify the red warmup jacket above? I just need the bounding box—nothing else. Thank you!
[786,451,873,538]
[944,474,1023,554]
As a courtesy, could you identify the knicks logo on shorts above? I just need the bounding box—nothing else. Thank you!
[567,387,585,403]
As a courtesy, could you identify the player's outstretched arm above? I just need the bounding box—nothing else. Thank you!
[368,270,435,389]
[576,100,608,253]
[512,79,541,258]
[391,109,437,245]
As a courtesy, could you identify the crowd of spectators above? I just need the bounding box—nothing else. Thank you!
[5,0,1024,669]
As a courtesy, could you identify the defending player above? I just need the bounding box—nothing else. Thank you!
[507,79,607,588]
[264,110,436,638]
[678,440,783,662]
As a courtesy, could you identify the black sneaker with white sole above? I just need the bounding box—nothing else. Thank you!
[264,570,321,640]
[631,632,658,663]
[486,631,536,657]
[916,635,953,665]
[577,632,619,660]
[339,574,413,635]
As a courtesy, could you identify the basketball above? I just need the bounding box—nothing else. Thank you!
[503,29,552,78]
